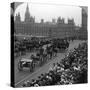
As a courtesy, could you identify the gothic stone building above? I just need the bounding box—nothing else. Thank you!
[14,4,80,39]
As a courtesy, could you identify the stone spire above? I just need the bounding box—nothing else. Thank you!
[24,3,30,22]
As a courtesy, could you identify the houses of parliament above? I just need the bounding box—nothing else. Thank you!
[14,4,87,39]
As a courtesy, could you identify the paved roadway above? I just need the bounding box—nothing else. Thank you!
[14,40,85,87]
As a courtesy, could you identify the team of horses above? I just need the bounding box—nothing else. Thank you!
[15,37,69,55]
[16,38,69,72]
[15,37,70,71]
[30,39,69,67]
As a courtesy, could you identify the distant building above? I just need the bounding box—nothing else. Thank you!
[82,6,88,31]
[68,18,74,25]
[52,19,56,24]
[15,12,21,22]
[14,4,79,39]
[57,17,65,24]
[41,19,44,23]
[24,4,35,23]
[79,6,88,39]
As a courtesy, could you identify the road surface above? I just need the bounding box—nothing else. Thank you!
[14,40,85,87]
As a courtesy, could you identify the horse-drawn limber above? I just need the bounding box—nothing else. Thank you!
[18,58,35,72]
[17,38,70,72]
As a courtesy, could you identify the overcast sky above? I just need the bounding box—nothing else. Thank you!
[15,2,82,26]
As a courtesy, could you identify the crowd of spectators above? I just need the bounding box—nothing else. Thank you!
[22,42,87,87]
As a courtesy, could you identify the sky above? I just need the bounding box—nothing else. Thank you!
[14,2,82,26]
